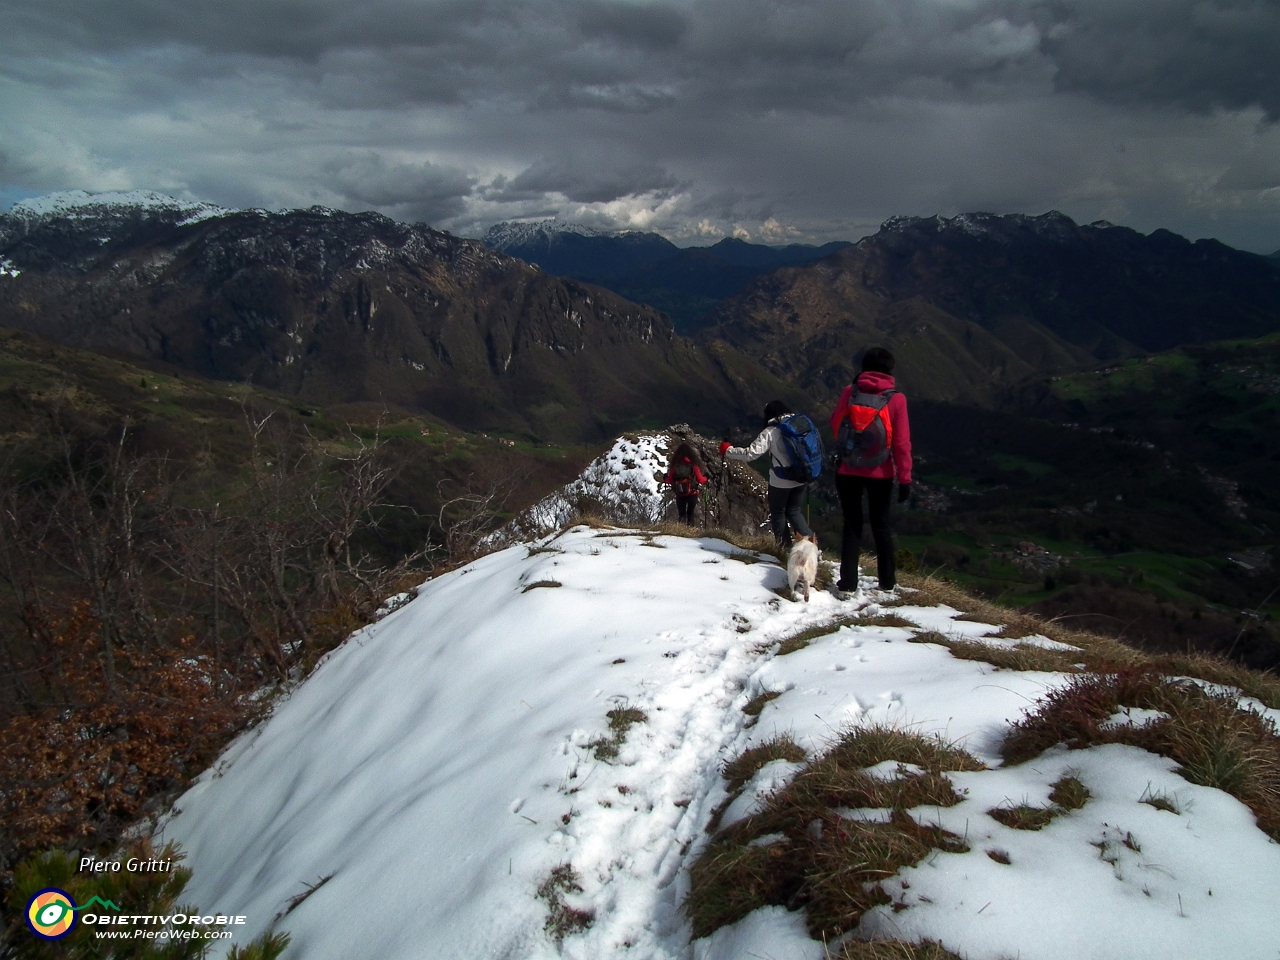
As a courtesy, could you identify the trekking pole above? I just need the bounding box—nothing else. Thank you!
[719,428,730,529]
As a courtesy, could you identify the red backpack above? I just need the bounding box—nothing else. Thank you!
[834,389,896,468]
[670,460,697,496]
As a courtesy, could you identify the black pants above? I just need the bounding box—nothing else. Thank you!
[768,484,812,547]
[836,474,895,589]
[675,494,698,525]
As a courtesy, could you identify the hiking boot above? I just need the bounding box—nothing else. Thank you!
[833,580,859,601]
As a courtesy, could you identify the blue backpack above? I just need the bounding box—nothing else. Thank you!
[773,414,824,483]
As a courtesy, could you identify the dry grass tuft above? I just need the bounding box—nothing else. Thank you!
[1049,775,1091,811]
[723,736,808,792]
[821,725,987,774]
[647,521,786,562]
[521,579,563,592]
[1003,671,1280,839]
[944,638,1083,674]
[988,774,1091,831]
[909,626,1083,673]
[687,726,981,941]
[1140,787,1181,814]
[902,572,1280,708]
[833,938,964,960]
[537,864,594,942]
[857,613,918,629]
[775,615,867,655]
[989,802,1057,831]
[589,706,648,762]
[1146,654,1280,710]
[743,690,783,717]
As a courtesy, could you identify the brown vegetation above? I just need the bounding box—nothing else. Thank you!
[0,400,518,875]
[1003,671,1280,840]
[687,727,981,942]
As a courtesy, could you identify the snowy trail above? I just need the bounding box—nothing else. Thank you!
[162,525,1280,960]
[163,527,855,960]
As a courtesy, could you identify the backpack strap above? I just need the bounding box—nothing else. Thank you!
[852,391,891,410]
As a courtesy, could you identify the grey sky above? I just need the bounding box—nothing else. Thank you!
[1,0,1277,251]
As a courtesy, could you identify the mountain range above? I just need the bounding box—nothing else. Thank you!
[0,193,806,442]
[701,211,1280,403]
[482,220,849,331]
[7,194,1278,440]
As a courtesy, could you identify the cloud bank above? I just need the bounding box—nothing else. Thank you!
[0,0,1277,250]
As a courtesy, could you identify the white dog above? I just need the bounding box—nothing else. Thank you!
[787,532,819,602]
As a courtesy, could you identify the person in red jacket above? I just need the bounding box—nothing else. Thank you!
[829,347,913,593]
[665,441,709,525]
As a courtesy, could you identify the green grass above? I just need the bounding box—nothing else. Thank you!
[989,453,1055,477]
[915,472,983,492]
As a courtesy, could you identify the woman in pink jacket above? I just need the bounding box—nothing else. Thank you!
[829,347,912,593]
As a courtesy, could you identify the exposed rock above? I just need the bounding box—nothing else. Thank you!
[489,424,768,545]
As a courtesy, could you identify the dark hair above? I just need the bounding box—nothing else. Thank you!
[762,400,790,423]
[670,441,704,469]
[861,347,896,375]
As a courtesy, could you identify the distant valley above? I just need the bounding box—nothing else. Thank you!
[3,192,1279,663]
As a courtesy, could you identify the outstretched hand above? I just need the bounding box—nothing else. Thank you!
[719,441,732,457]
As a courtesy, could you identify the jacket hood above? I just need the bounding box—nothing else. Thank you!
[855,371,896,393]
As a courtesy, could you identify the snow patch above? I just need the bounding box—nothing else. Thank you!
[488,433,671,545]
[6,189,231,224]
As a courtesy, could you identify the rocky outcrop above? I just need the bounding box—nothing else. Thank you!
[661,423,768,535]
[489,424,769,544]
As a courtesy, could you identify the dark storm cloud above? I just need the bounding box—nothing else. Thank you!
[1037,0,1280,119]
[1,0,1278,250]
[323,153,476,222]
[4,0,1275,115]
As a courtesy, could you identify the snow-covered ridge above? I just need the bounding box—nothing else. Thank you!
[877,210,1090,242]
[5,189,233,226]
[159,526,1280,960]
[483,218,607,248]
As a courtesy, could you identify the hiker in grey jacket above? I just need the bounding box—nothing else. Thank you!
[719,400,814,548]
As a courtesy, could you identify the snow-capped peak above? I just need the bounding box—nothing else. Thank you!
[877,210,1083,243]
[483,219,607,249]
[5,190,232,226]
